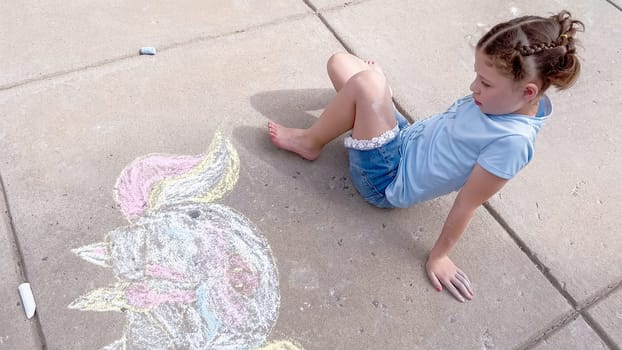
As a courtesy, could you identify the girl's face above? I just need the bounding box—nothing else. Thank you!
[470,50,537,116]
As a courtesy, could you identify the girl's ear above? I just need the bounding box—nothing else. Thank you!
[523,82,540,102]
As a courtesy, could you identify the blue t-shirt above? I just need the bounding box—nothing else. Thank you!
[384,95,551,208]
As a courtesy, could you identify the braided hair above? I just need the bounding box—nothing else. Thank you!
[477,10,585,92]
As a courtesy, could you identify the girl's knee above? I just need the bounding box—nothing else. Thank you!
[349,70,387,98]
[327,52,351,74]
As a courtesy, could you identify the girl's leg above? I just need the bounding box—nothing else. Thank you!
[268,69,396,160]
[327,52,393,95]
[327,52,371,92]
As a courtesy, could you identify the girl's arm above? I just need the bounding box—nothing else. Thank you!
[426,164,508,302]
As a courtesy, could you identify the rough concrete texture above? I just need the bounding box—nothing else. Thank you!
[0,12,573,350]
[322,0,622,307]
[0,15,340,349]
[1,0,621,349]
[483,3,622,305]
[532,316,608,350]
[0,0,309,88]
[0,187,40,349]
[586,286,622,346]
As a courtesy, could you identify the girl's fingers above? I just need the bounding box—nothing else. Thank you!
[451,277,473,300]
[427,270,443,292]
[455,273,474,296]
[457,270,472,285]
[443,279,465,302]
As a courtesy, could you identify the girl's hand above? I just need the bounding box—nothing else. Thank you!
[426,255,474,302]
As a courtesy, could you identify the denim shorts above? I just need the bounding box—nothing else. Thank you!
[347,110,409,208]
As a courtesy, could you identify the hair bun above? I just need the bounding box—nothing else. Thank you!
[477,10,585,92]
[555,10,584,54]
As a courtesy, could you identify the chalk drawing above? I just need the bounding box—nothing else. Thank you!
[70,132,303,350]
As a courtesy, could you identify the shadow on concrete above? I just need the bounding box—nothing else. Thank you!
[249,88,335,126]
[234,88,433,265]
[242,88,355,207]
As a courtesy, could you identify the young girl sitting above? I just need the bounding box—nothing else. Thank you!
[268,11,584,302]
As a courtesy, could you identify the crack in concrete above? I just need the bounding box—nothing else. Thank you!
[0,172,47,349]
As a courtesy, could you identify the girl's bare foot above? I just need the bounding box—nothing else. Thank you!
[268,121,322,160]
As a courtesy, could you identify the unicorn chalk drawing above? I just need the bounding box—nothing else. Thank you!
[69,133,302,350]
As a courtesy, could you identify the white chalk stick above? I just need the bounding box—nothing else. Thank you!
[18,283,36,319]
[139,47,157,55]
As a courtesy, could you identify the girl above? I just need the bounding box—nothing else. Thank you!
[268,11,584,302]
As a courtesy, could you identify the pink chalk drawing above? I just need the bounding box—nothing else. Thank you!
[69,133,303,350]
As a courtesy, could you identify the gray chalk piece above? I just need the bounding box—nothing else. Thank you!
[139,47,157,55]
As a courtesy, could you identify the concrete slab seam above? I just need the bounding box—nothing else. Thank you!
[516,309,580,350]
[155,11,313,58]
[606,0,622,11]
[521,305,621,350]
[0,11,315,92]
[307,0,375,13]
[577,279,622,310]
[307,0,379,55]
[485,202,622,349]
[390,100,415,123]
[484,202,622,312]
[301,0,318,12]
[0,171,47,349]
[576,280,622,350]
[310,5,415,123]
[0,175,27,283]
[483,203,578,305]
[581,310,621,350]
[314,13,354,56]
[516,281,622,349]
[317,11,416,123]
[0,53,138,92]
[483,202,582,348]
